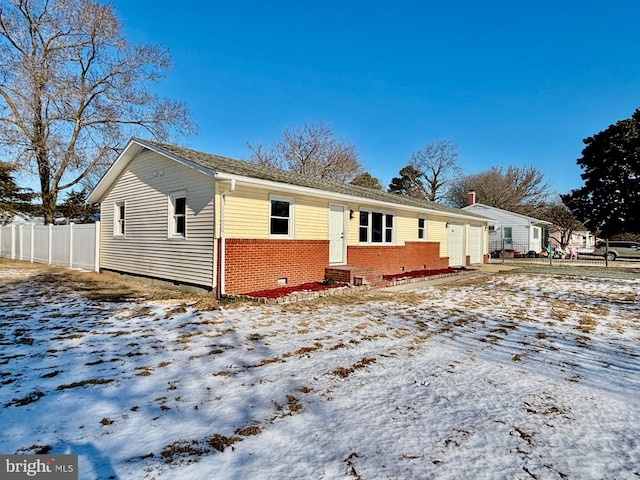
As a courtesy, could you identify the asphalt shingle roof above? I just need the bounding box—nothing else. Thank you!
[137,138,486,219]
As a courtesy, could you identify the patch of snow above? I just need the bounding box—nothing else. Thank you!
[0,267,638,479]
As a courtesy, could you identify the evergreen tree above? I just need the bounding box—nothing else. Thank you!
[562,108,640,237]
[388,165,428,200]
[0,162,34,225]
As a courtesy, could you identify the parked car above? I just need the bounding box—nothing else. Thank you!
[593,241,640,261]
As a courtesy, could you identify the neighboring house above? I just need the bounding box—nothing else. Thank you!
[547,229,597,253]
[88,138,490,297]
[462,192,551,256]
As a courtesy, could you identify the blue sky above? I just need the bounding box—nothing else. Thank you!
[111,0,640,196]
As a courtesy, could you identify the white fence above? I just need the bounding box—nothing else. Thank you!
[0,222,100,271]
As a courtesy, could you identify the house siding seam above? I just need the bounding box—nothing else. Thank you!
[347,242,449,275]
[221,239,329,295]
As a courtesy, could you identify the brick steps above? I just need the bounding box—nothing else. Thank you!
[325,266,388,288]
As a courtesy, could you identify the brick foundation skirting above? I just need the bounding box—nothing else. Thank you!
[347,242,449,274]
[221,239,329,296]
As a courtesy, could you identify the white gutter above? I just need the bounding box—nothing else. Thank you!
[219,179,236,296]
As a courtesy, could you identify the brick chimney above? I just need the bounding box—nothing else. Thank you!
[467,190,476,206]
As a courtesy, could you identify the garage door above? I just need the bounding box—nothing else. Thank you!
[448,222,465,266]
[469,224,483,264]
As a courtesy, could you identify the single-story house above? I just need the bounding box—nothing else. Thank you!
[547,228,597,253]
[462,192,551,256]
[88,138,490,297]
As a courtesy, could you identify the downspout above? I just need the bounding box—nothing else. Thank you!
[219,179,236,297]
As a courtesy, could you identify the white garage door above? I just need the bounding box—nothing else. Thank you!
[469,224,483,264]
[448,223,465,267]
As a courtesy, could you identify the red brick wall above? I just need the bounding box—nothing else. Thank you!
[347,242,449,275]
[221,239,329,295]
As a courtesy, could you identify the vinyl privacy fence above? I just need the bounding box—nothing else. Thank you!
[0,222,100,271]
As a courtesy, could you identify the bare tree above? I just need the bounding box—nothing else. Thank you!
[447,165,550,216]
[246,122,363,183]
[0,0,196,223]
[540,201,584,250]
[245,141,282,169]
[409,140,462,201]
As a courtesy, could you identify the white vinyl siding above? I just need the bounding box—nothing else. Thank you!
[99,150,215,289]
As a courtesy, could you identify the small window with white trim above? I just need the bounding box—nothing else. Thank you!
[113,201,125,237]
[418,218,426,240]
[169,191,187,238]
[270,195,293,237]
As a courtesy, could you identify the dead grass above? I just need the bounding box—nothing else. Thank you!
[56,378,114,390]
[332,357,377,378]
[4,390,45,407]
[577,315,597,333]
[0,258,225,307]
[235,426,262,436]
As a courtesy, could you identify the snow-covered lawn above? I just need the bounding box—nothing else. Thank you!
[1,262,639,479]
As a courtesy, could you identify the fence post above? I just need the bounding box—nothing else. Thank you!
[605,239,609,268]
[30,224,34,263]
[94,221,100,272]
[10,224,16,259]
[48,224,53,265]
[69,222,74,267]
[17,224,23,260]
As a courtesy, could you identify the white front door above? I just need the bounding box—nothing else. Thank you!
[448,222,465,266]
[329,205,346,264]
[531,226,542,252]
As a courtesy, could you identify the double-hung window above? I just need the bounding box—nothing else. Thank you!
[359,210,394,244]
[169,191,187,238]
[270,195,293,238]
[418,218,426,240]
[114,201,125,237]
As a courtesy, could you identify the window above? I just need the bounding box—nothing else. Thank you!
[359,210,394,244]
[418,218,426,240]
[270,195,293,237]
[372,212,383,242]
[114,202,125,237]
[385,214,393,242]
[169,192,187,238]
[359,211,369,242]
